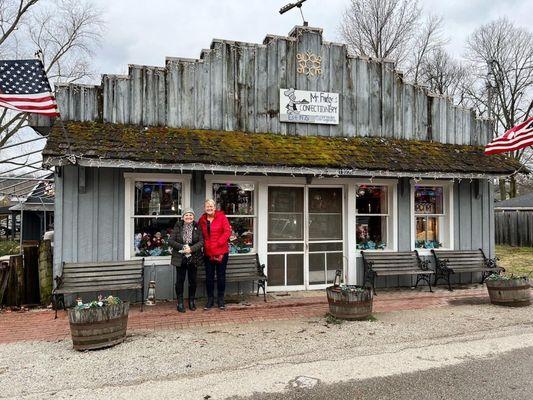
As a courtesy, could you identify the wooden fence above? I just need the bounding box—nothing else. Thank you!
[495,211,533,247]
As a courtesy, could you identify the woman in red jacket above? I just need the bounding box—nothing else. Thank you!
[198,198,232,309]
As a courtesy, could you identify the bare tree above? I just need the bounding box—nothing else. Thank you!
[340,0,422,66]
[0,0,104,148]
[406,15,447,85]
[464,17,533,199]
[419,48,469,104]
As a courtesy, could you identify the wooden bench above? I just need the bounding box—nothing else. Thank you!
[197,254,267,301]
[361,251,434,294]
[53,259,145,318]
[431,249,504,291]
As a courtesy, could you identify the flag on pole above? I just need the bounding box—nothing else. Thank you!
[0,59,60,117]
[485,116,533,155]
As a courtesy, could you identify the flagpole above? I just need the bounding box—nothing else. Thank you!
[34,50,72,154]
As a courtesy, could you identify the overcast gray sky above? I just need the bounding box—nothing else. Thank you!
[91,0,532,76]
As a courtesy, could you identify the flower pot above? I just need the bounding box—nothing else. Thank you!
[326,285,373,320]
[485,278,531,307]
[68,302,129,350]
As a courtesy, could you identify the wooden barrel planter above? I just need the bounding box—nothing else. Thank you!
[486,278,531,307]
[68,302,129,351]
[326,285,373,320]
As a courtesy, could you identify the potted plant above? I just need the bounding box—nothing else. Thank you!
[485,274,531,307]
[326,270,373,320]
[68,295,129,350]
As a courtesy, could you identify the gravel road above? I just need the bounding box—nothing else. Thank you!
[0,303,532,399]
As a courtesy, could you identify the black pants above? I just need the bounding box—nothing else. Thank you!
[205,253,229,299]
[175,258,197,299]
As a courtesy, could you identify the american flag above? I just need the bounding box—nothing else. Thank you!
[485,116,533,155]
[0,59,60,117]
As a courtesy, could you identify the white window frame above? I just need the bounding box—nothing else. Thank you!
[124,172,191,262]
[410,180,454,255]
[205,175,258,255]
[355,179,398,254]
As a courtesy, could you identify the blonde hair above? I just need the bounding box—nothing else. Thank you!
[204,198,216,207]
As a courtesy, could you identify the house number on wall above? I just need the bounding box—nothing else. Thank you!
[297,51,322,77]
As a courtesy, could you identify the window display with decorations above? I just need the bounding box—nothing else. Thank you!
[132,181,182,257]
[414,186,445,249]
[356,185,389,250]
[213,183,255,253]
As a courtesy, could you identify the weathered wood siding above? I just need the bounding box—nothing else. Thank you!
[52,26,491,145]
[495,210,533,247]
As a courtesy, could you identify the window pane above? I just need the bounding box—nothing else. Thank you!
[133,217,177,257]
[309,188,342,213]
[268,213,303,240]
[228,217,254,254]
[415,216,441,248]
[308,188,342,240]
[308,242,343,252]
[356,216,388,249]
[268,187,303,212]
[268,243,304,252]
[287,254,304,285]
[213,183,254,215]
[268,187,304,241]
[357,185,388,214]
[309,253,325,284]
[308,213,343,240]
[414,186,443,214]
[135,182,182,216]
[267,254,285,286]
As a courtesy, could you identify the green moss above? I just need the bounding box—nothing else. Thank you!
[43,121,523,174]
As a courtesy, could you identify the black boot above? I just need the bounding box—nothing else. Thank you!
[189,298,196,311]
[204,297,214,310]
[177,296,186,313]
[218,297,225,310]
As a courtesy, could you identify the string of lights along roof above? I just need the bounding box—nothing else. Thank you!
[0,59,60,117]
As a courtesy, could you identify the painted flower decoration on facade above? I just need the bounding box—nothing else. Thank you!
[297,51,322,76]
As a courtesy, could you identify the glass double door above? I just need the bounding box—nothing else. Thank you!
[267,186,344,289]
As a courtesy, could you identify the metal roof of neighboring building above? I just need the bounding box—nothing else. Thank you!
[495,192,533,209]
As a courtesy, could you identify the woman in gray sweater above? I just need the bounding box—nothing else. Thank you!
[168,208,204,312]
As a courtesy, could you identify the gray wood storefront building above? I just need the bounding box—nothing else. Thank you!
[34,26,519,300]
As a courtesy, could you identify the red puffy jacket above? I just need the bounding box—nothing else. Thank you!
[198,211,232,257]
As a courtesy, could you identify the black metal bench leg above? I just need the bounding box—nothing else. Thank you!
[446,272,453,291]
[427,276,433,292]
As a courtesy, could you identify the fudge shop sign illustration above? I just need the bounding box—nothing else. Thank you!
[279,88,339,125]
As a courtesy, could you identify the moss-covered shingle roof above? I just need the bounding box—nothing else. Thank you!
[43,121,521,175]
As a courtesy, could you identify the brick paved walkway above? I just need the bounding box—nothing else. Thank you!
[0,287,491,344]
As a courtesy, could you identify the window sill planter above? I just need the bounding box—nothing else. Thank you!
[68,302,129,351]
[326,285,373,320]
[485,276,531,307]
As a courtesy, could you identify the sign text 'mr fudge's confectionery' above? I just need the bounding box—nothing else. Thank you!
[279,88,339,125]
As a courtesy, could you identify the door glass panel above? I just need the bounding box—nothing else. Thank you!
[308,188,342,241]
[268,243,304,252]
[309,253,325,284]
[267,254,285,286]
[268,187,304,240]
[287,254,304,285]
[327,253,343,283]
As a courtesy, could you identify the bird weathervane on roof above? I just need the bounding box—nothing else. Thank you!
[279,0,309,26]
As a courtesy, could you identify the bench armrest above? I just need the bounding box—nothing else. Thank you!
[485,257,504,272]
[418,259,431,271]
[53,274,63,290]
[257,263,267,278]
[436,258,453,273]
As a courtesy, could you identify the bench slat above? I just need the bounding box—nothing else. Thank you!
[63,260,143,268]
[55,283,142,294]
